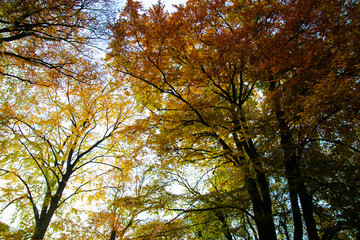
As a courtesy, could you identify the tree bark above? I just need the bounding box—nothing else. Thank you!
[215,210,233,240]
[31,174,71,240]
[245,174,277,240]
[276,108,304,240]
[279,126,319,240]
[109,230,117,240]
[242,139,277,240]
[297,179,320,240]
[285,155,303,240]
[273,95,319,240]
[230,116,277,240]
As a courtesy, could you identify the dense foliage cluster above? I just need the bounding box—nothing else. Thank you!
[1,0,359,239]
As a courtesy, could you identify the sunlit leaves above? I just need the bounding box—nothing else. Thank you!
[0,0,112,86]
[0,54,135,238]
[1,0,359,239]
[108,0,360,239]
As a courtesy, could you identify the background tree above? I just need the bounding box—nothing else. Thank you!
[0,0,113,85]
[166,164,253,240]
[0,62,133,239]
[245,0,360,238]
[83,162,171,240]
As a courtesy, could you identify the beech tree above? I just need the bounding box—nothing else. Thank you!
[82,163,171,240]
[248,0,360,238]
[1,0,359,239]
[108,0,360,239]
[166,164,252,239]
[0,64,133,239]
[109,1,278,239]
[0,0,112,85]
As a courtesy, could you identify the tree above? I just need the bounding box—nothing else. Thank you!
[0,64,132,239]
[1,0,358,239]
[246,0,360,238]
[108,0,360,239]
[108,0,277,239]
[166,164,253,240]
[83,163,171,240]
[0,0,112,85]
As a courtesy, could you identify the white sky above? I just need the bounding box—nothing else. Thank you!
[140,0,187,12]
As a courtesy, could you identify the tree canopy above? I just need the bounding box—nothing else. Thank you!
[1,0,359,239]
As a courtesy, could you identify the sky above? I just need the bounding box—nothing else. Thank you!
[140,0,187,12]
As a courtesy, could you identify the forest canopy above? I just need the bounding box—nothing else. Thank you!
[1,0,359,239]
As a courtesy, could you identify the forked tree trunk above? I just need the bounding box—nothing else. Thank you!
[243,139,277,240]
[230,117,277,240]
[297,178,320,240]
[245,174,277,240]
[273,94,320,240]
[31,174,71,240]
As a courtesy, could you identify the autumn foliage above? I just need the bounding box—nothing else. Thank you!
[1,0,359,239]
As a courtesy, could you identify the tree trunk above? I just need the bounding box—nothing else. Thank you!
[230,119,276,240]
[242,140,277,240]
[285,155,303,240]
[278,112,303,240]
[274,101,319,240]
[109,230,117,240]
[226,111,276,240]
[215,210,233,240]
[297,178,320,240]
[245,173,277,240]
[31,175,70,240]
